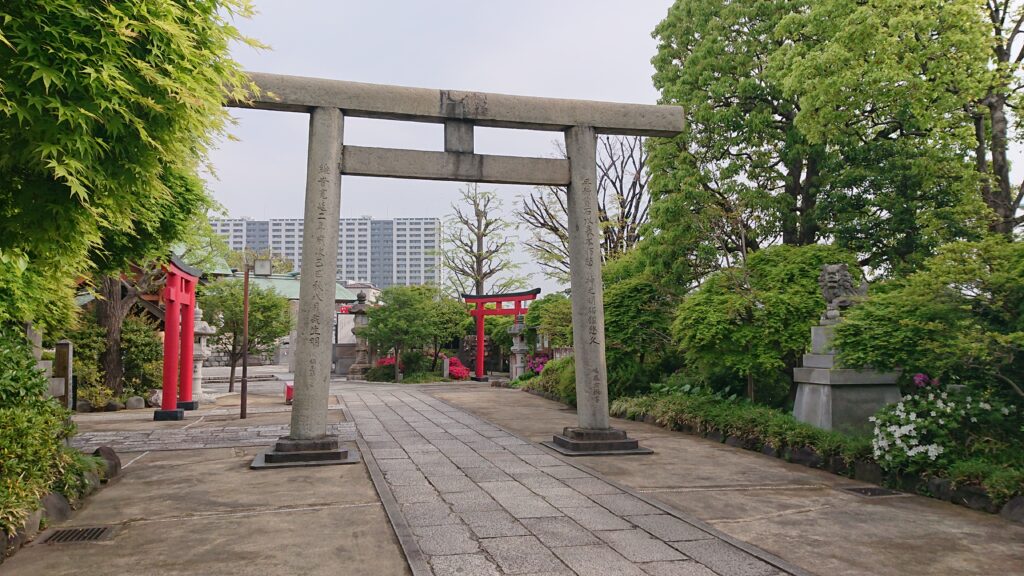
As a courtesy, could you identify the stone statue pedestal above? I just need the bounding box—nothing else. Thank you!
[792,323,901,435]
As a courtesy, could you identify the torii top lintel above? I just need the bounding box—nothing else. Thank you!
[228,72,685,137]
[463,288,541,317]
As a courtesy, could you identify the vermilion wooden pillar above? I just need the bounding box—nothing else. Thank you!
[473,305,486,380]
[177,276,197,410]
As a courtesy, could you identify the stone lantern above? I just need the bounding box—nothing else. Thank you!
[508,314,529,380]
[347,291,372,378]
[192,305,217,402]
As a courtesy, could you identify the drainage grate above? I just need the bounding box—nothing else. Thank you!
[44,526,115,544]
[841,486,902,497]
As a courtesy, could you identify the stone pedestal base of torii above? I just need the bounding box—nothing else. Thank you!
[228,73,683,467]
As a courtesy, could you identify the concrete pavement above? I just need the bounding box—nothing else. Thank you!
[429,384,1024,576]
[8,379,1021,576]
[3,387,407,576]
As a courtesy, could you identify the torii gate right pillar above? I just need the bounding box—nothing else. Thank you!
[542,126,652,456]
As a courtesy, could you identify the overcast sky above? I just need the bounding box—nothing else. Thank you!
[206,1,675,293]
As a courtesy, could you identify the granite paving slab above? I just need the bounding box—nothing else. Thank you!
[480,535,570,574]
[342,388,797,576]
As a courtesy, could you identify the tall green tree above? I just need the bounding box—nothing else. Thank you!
[774,0,992,272]
[361,285,442,380]
[0,1,256,332]
[648,0,993,281]
[201,280,292,390]
[972,0,1024,235]
[650,0,821,266]
[92,170,215,394]
[524,293,573,348]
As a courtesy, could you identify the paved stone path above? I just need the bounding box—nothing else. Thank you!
[72,422,356,452]
[345,389,791,576]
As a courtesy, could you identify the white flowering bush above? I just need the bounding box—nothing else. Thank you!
[871,378,1020,481]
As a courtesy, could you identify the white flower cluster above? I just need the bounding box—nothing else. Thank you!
[871,398,949,464]
[871,389,1018,470]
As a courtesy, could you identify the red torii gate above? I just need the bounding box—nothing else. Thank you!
[462,288,540,382]
[154,256,201,421]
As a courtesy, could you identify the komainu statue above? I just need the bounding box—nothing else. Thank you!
[819,264,867,322]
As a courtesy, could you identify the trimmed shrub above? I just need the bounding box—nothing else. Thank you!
[0,328,75,534]
[524,356,576,405]
[870,385,1022,504]
[610,391,870,463]
[611,387,1022,507]
[673,244,859,406]
[399,350,429,375]
[447,356,470,380]
[836,237,1024,398]
[120,314,163,398]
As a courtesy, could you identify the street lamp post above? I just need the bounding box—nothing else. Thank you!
[240,256,251,420]
[239,254,272,420]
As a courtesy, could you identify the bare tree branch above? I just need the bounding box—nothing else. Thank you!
[442,183,529,296]
[516,135,651,282]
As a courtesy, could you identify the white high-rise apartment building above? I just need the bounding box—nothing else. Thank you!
[210,216,441,289]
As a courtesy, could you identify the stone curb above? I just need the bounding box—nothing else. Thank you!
[344,406,433,576]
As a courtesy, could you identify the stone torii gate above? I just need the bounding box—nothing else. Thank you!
[233,73,683,466]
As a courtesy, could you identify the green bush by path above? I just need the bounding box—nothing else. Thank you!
[869,385,1023,503]
[836,237,1024,399]
[0,327,101,535]
[610,390,870,464]
[611,387,1023,506]
[120,315,164,398]
[672,244,859,407]
[522,356,576,405]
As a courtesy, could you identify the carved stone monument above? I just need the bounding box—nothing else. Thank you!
[792,264,901,434]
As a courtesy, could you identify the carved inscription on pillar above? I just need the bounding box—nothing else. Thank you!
[306,161,332,380]
[581,176,604,402]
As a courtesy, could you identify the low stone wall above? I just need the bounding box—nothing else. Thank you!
[203,351,272,368]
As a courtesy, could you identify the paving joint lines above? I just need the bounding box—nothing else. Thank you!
[345,387,806,576]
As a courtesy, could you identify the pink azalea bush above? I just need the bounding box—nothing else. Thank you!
[448,357,470,380]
